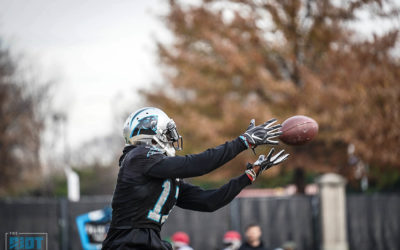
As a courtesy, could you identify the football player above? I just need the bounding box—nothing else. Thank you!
[101,107,289,250]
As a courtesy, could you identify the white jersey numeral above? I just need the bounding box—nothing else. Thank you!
[147,180,171,222]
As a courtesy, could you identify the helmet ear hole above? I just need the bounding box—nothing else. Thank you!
[151,139,157,145]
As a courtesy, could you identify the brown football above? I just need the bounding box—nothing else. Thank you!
[279,115,318,145]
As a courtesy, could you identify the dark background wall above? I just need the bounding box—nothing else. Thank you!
[346,194,400,250]
[0,194,399,250]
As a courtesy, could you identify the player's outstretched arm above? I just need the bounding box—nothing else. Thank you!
[175,149,288,212]
[146,118,282,179]
[175,174,251,212]
[146,137,248,179]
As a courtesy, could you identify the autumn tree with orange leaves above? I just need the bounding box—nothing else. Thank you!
[143,0,400,189]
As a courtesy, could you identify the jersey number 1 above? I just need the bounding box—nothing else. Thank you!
[147,180,178,223]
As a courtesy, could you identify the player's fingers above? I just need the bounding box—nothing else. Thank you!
[274,154,289,165]
[262,131,281,140]
[247,119,255,130]
[266,148,275,160]
[267,124,282,132]
[266,138,279,145]
[270,149,285,162]
[267,131,283,137]
[264,121,277,129]
[263,118,277,128]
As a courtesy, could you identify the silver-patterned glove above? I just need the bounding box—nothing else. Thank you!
[245,148,289,182]
[242,119,282,150]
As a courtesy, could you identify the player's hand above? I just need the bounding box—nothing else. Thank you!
[245,148,289,182]
[242,118,282,149]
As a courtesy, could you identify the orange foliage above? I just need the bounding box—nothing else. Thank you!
[143,0,400,179]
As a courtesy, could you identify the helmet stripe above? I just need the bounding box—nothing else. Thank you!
[129,107,152,129]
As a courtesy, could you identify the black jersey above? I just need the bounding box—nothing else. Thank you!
[102,137,251,250]
[109,145,178,231]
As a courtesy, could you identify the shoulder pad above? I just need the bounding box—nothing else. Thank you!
[145,146,166,158]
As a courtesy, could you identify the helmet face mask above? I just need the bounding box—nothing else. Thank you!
[165,120,183,151]
[123,107,183,156]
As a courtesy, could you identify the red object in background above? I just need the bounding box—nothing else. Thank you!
[223,231,241,241]
[279,115,318,145]
[172,231,190,245]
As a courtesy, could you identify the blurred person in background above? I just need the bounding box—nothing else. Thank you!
[171,231,193,250]
[102,107,288,250]
[239,224,268,250]
[222,230,242,250]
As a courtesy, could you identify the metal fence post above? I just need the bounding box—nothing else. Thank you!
[59,198,69,250]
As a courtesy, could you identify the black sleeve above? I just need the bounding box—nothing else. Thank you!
[176,174,251,212]
[145,137,248,179]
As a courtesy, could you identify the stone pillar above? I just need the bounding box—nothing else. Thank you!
[316,173,349,250]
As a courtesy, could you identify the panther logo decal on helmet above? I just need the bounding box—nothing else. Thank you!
[130,115,158,138]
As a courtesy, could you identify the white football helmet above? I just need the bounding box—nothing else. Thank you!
[123,107,183,156]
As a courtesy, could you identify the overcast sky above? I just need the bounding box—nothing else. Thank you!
[0,0,169,149]
[0,0,397,152]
